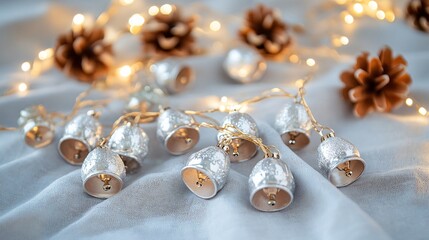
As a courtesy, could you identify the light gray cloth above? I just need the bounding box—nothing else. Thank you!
[0,0,428,239]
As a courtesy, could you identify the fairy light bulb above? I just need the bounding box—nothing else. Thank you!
[21,62,31,72]
[340,36,349,45]
[129,14,144,26]
[38,48,53,61]
[209,20,221,32]
[405,98,413,106]
[18,82,28,92]
[419,107,427,116]
[148,6,159,16]
[73,14,85,26]
[376,10,385,20]
[353,3,364,14]
[344,14,354,24]
[306,58,316,67]
[368,1,378,11]
[119,0,134,5]
[385,11,395,22]
[289,54,299,63]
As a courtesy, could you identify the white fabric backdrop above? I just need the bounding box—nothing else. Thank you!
[0,0,428,239]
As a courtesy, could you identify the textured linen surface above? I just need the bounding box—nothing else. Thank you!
[0,0,428,239]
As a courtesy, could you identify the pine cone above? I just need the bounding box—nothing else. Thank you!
[405,0,429,32]
[141,8,196,57]
[54,27,114,83]
[340,47,412,117]
[239,4,292,57]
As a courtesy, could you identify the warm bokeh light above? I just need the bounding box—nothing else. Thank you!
[418,107,427,116]
[118,65,132,77]
[148,6,159,16]
[119,0,134,6]
[405,98,413,106]
[340,36,349,45]
[306,58,316,67]
[73,14,85,26]
[376,10,385,20]
[21,62,31,72]
[18,82,28,92]
[160,4,173,15]
[344,14,354,24]
[385,11,395,22]
[353,3,364,14]
[129,14,144,26]
[368,1,378,11]
[209,20,221,32]
[38,48,53,60]
[289,54,299,63]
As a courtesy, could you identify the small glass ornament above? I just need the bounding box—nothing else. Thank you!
[152,58,194,94]
[81,146,126,198]
[58,110,102,165]
[217,111,259,162]
[181,146,230,199]
[274,102,312,150]
[157,108,199,155]
[248,156,295,212]
[317,133,366,187]
[127,85,167,113]
[223,45,267,84]
[17,105,55,148]
[107,122,149,173]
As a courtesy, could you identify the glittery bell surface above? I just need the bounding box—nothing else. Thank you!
[248,157,295,212]
[181,146,230,199]
[223,45,267,84]
[274,102,312,150]
[217,112,259,162]
[157,108,199,155]
[317,135,366,187]
[81,147,126,198]
[152,59,194,94]
[107,123,149,173]
[127,85,167,113]
[58,112,102,165]
[17,105,55,148]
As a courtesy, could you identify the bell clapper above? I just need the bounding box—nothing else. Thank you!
[74,150,81,160]
[231,139,241,157]
[263,187,280,207]
[338,161,353,177]
[98,174,112,191]
[177,129,192,144]
[288,132,299,146]
[195,171,208,187]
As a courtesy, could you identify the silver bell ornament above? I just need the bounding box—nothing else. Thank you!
[317,133,366,187]
[181,146,230,199]
[127,85,167,113]
[17,105,55,148]
[152,58,194,94]
[248,157,295,212]
[107,122,149,173]
[157,108,199,155]
[274,102,312,150]
[217,111,259,162]
[58,111,102,165]
[223,45,267,84]
[81,147,126,198]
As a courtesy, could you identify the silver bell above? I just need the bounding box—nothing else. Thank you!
[181,146,230,199]
[127,85,167,113]
[223,45,267,84]
[17,105,55,148]
[58,111,102,165]
[248,157,295,212]
[217,112,259,162]
[152,59,194,94]
[81,147,126,198]
[274,102,312,150]
[317,133,366,187]
[107,122,149,173]
[157,108,199,155]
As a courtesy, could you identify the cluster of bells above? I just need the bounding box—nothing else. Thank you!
[17,98,365,212]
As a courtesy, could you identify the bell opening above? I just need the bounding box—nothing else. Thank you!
[120,155,141,174]
[329,158,365,187]
[84,173,123,198]
[181,167,217,199]
[25,126,54,148]
[175,66,192,93]
[166,127,199,155]
[228,138,257,163]
[59,138,90,165]
[251,186,293,212]
[281,131,310,150]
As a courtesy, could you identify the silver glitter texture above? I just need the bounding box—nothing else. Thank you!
[107,123,149,167]
[317,136,366,187]
[182,146,230,198]
[152,58,194,94]
[223,45,267,83]
[157,108,199,155]
[274,102,312,148]
[127,85,167,113]
[17,105,55,148]
[248,157,295,212]
[81,147,126,197]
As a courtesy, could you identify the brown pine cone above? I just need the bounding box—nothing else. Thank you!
[54,27,114,83]
[405,0,429,32]
[340,47,412,117]
[141,8,196,57]
[239,4,292,57]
